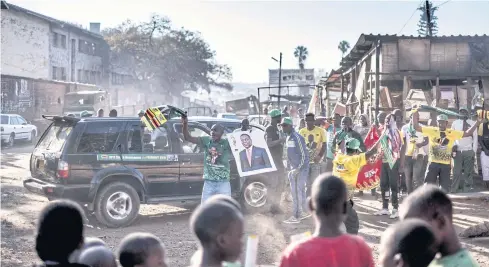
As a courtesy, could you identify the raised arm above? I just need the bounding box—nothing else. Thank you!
[365,130,386,159]
[181,117,200,144]
[411,109,423,133]
[463,118,482,137]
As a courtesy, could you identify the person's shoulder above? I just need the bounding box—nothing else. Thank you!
[298,127,307,134]
[342,234,371,250]
[282,237,315,256]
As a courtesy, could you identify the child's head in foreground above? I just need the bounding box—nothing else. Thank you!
[78,246,117,267]
[400,185,453,254]
[380,218,438,267]
[308,174,348,227]
[70,236,107,262]
[36,200,84,263]
[118,232,167,267]
[190,199,244,264]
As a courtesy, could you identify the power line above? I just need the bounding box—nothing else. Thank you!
[397,0,424,35]
[435,0,452,8]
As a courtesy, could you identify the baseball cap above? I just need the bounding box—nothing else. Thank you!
[279,117,293,125]
[437,114,448,121]
[345,138,362,152]
[138,109,145,115]
[80,110,90,117]
[269,109,282,118]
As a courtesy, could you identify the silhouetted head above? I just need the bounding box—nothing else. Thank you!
[380,219,438,267]
[118,232,167,267]
[109,109,118,117]
[79,246,117,267]
[36,200,84,263]
[305,113,315,129]
[190,201,244,264]
[308,174,348,227]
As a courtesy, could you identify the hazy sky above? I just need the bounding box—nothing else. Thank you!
[8,0,489,83]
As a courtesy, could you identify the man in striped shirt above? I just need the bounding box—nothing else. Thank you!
[281,117,310,224]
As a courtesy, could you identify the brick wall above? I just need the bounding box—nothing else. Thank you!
[0,9,50,79]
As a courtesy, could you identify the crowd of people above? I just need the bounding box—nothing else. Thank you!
[32,105,486,267]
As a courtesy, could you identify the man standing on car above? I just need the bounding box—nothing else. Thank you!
[234,118,251,132]
[266,109,286,213]
[181,117,231,203]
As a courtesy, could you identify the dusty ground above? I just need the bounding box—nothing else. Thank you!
[2,144,489,266]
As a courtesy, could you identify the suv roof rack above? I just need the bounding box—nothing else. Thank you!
[42,115,81,123]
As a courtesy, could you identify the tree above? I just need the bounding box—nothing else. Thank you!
[337,40,350,59]
[103,15,232,94]
[294,46,309,70]
[417,1,438,36]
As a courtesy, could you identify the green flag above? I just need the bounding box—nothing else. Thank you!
[380,134,396,169]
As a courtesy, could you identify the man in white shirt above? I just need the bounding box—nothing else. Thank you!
[401,119,429,194]
[451,107,477,193]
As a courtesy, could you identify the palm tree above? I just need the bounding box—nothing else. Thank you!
[337,40,350,104]
[294,46,309,70]
[337,40,350,58]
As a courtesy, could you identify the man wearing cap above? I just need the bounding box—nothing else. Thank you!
[451,107,477,192]
[97,108,104,117]
[333,136,384,232]
[265,109,286,212]
[411,109,481,192]
[281,117,310,224]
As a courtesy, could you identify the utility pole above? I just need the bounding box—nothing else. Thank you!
[271,53,283,108]
[425,0,433,36]
[278,52,283,108]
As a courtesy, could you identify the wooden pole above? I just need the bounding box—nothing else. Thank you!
[375,42,380,121]
[402,76,410,120]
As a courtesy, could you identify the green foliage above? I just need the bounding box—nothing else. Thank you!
[417,1,439,36]
[103,15,232,93]
[293,45,309,70]
[337,40,350,57]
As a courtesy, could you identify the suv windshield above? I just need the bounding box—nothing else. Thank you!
[37,123,73,152]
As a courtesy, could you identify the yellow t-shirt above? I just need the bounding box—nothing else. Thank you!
[332,153,367,192]
[299,126,327,162]
[422,126,464,165]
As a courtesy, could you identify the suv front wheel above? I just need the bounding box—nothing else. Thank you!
[241,176,271,214]
[94,182,140,228]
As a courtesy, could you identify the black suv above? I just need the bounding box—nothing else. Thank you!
[24,116,272,227]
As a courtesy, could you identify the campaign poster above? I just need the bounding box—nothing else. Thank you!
[228,130,277,177]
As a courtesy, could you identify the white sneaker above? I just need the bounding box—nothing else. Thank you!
[374,209,390,216]
[390,209,399,219]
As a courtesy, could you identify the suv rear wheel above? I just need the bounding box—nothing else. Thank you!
[94,182,140,228]
[241,176,271,214]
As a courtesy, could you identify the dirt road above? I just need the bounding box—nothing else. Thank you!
[2,145,489,266]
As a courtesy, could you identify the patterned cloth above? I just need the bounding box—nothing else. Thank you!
[198,136,231,181]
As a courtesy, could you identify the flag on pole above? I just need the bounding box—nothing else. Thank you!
[142,107,167,130]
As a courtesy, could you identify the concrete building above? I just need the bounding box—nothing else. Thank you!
[1,2,109,84]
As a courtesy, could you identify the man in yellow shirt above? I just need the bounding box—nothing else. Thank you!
[299,113,327,197]
[333,136,383,234]
[411,110,481,192]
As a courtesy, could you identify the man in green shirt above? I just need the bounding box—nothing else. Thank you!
[400,185,480,267]
[181,117,231,203]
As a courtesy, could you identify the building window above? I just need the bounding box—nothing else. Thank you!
[77,69,82,82]
[60,68,66,81]
[84,70,90,83]
[78,39,98,56]
[60,35,67,49]
[52,33,59,47]
[52,66,58,80]
[97,72,102,84]
[90,71,96,84]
